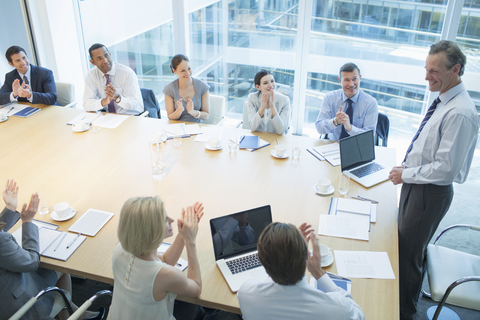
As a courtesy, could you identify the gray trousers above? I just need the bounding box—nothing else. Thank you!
[398,183,453,319]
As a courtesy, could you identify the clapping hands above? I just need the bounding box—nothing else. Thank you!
[177,202,204,244]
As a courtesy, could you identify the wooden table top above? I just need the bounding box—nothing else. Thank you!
[1,105,399,319]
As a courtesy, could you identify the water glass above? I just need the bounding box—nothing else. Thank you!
[338,173,350,196]
[173,134,182,147]
[92,124,100,133]
[38,191,50,217]
[292,147,300,161]
[150,141,166,181]
[228,141,239,153]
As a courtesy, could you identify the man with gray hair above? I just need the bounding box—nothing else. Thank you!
[315,62,378,140]
[389,40,478,320]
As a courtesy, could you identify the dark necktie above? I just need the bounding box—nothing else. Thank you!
[23,75,29,86]
[403,97,441,163]
[105,74,116,113]
[339,99,353,140]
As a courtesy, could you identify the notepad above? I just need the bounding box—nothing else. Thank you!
[309,273,352,293]
[68,209,114,236]
[308,143,340,166]
[12,107,41,117]
[239,135,259,149]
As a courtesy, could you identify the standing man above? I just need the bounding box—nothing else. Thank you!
[0,46,58,106]
[315,62,378,140]
[237,222,365,320]
[83,43,143,115]
[389,40,478,320]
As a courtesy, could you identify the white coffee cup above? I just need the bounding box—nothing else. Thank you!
[208,137,220,148]
[73,121,88,131]
[319,244,331,263]
[317,178,331,193]
[0,110,6,120]
[275,144,287,156]
[54,202,72,218]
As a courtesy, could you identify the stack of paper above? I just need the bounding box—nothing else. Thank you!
[307,143,340,166]
[334,251,395,279]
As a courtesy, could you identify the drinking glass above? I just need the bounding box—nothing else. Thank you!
[38,191,50,218]
[338,173,350,196]
[292,147,300,161]
[150,141,166,181]
[173,134,182,147]
[92,123,101,133]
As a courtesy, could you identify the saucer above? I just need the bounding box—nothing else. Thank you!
[321,252,334,267]
[315,184,335,195]
[51,208,77,221]
[206,144,222,151]
[271,150,288,159]
[0,117,8,123]
[72,126,89,133]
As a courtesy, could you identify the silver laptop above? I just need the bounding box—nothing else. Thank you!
[339,130,389,188]
[209,205,271,292]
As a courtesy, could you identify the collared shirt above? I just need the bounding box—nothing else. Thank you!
[237,275,365,320]
[10,67,33,103]
[402,82,478,185]
[83,62,144,115]
[247,91,291,134]
[315,88,378,141]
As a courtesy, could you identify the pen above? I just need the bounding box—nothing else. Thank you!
[54,232,67,251]
[66,233,81,249]
[326,272,351,281]
[7,107,14,114]
[351,196,378,204]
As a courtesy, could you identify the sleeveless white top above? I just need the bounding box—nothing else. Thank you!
[108,243,176,319]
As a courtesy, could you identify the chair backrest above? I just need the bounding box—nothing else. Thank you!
[204,94,225,125]
[140,87,161,119]
[375,113,389,147]
[55,81,76,107]
[242,101,250,129]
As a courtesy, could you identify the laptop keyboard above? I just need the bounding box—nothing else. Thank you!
[350,162,384,178]
[226,253,261,274]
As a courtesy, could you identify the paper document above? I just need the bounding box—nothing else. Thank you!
[92,114,128,129]
[68,209,114,236]
[183,124,203,135]
[194,127,224,142]
[329,198,377,224]
[219,117,242,128]
[164,123,189,138]
[67,112,102,125]
[311,143,340,166]
[1,103,27,116]
[309,273,352,293]
[157,243,188,271]
[318,214,369,241]
[334,251,395,279]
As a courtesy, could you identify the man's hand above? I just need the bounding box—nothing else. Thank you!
[306,233,325,280]
[12,79,21,97]
[389,166,405,185]
[18,84,32,99]
[335,106,351,131]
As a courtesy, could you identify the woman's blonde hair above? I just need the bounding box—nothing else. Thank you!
[117,196,166,256]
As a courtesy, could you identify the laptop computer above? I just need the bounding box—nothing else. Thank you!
[209,205,271,292]
[339,129,389,188]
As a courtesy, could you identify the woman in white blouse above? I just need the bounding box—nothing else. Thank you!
[108,197,205,320]
[247,70,291,134]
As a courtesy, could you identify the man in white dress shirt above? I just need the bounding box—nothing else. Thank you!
[83,43,143,115]
[389,40,478,320]
[237,222,364,320]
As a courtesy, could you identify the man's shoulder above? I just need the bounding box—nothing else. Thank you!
[446,90,477,119]
[358,89,377,104]
[31,64,53,75]
[115,63,137,76]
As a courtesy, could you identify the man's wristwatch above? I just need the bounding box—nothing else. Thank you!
[115,95,122,104]
[333,118,339,126]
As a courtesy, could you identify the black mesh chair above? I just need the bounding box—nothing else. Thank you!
[375,113,389,147]
[140,88,161,119]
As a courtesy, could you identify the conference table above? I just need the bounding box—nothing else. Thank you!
[1,104,399,319]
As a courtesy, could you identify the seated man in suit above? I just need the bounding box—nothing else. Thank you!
[83,43,143,115]
[0,45,58,106]
[315,62,378,140]
[237,222,365,320]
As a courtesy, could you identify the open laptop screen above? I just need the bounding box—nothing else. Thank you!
[210,205,272,261]
[340,130,375,171]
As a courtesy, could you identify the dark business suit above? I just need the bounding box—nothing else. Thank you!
[0,208,57,320]
[0,64,58,105]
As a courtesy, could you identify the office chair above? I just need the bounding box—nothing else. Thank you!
[67,290,112,320]
[242,101,250,129]
[8,286,72,320]
[55,81,77,108]
[203,94,225,125]
[375,113,389,147]
[140,87,161,118]
[422,224,480,320]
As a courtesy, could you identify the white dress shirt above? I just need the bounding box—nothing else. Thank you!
[10,67,33,103]
[83,62,144,115]
[402,82,478,185]
[237,275,365,320]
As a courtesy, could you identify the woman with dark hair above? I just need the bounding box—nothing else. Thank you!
[247,70,291,134]
[163,54,210,123]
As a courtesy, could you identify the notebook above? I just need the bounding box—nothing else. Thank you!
[339,130,389,188]
[210,205,272,292]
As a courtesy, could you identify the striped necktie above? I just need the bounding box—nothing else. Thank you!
[403,97,440,163]
[339,99,353,140]
[105,74,116,113]
[23,75,29,86]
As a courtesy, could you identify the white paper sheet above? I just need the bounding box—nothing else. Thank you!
[1,103,27,116]
[42,231,87,261]
[67,112,102,125]
[184,124,203,135]
[92,114,128,129]
[68,209,114,236]
[336,198,371,215]
[157,243,188,271]
[318,214,369,241]
[334,251,396,279]
[164,124,188,138]
[194,127,224,142]
[312,143,340,166]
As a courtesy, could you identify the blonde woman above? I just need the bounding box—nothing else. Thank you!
[108,197,205,320]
